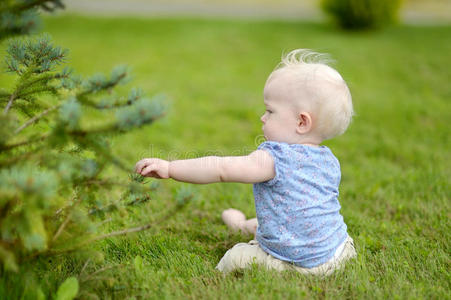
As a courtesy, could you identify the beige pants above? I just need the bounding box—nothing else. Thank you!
[216,236,356,275]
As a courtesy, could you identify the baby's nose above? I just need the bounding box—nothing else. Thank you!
[260,115,265,123]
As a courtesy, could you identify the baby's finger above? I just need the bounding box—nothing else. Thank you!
[136,159,152,173]
[135,161,145,173]
[135,161,142,173]
[141,163,157,176]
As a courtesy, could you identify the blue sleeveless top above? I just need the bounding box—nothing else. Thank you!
[253,141,348,268]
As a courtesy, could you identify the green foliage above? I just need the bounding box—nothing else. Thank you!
[5,33,67,75]
[320,0,403,30]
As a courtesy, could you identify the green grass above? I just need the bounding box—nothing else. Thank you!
[1,15,450,299]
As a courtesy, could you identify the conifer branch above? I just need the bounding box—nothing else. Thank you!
[83,179,139,189]
[50,200,188,254]
[17,88,56,99]
[52,192,81,243]
[3,93,16,114]
[78,71,127,98]
[17,73,66,96]
[15,104,59,134]
[95,99,137,110]
[2,67,46,114]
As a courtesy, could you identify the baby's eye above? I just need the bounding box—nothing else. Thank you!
[266,110,272,114]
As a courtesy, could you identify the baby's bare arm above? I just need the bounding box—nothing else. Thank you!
[135,150,275,184]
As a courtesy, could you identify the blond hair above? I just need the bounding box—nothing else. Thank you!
[274,49,354,140]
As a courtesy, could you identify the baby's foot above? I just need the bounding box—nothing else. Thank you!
[221,208,246,231]
[243,218,258,235]
[221,208,257,235]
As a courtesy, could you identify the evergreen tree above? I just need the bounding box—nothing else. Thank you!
[0,1,192,294]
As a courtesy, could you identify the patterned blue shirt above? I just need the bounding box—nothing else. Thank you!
[253,141,348,268]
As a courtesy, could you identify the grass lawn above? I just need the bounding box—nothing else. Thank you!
[1,15,450,299]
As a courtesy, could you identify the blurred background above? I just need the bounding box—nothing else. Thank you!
[63,0,451,24]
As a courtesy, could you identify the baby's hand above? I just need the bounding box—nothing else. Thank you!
[135,158,170,179]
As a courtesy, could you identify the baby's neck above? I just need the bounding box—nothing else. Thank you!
[302,142,320,147]
[296,135,322,147]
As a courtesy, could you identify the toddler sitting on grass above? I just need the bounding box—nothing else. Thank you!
[135,49,356,275]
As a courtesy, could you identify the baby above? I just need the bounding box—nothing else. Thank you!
[135,49,356,275]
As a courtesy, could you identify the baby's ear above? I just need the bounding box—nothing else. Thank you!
[296,112,313,134]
